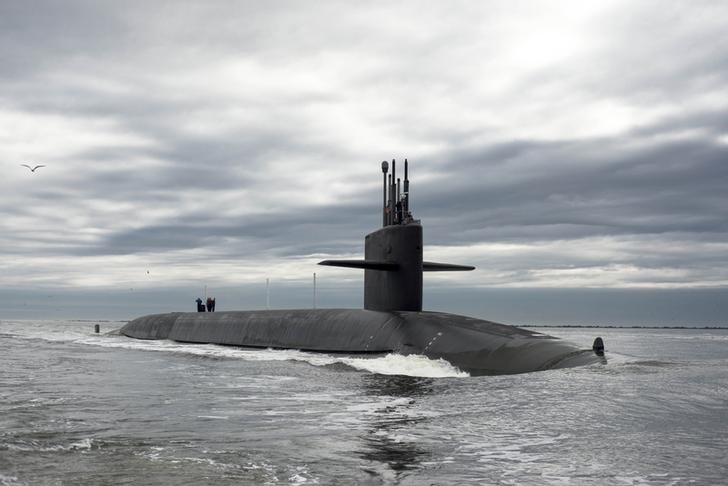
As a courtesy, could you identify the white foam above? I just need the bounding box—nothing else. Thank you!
[0,474,19,486]
[68,438,94,450]
[81,334,470,378]
[288,466,319,484]
[5,319,469,378]
[339,353,468,378]
[6,437,95,453]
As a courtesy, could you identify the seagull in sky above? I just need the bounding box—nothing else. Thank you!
[21,163,45,172]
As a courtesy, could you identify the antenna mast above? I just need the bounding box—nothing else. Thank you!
[381,161,389,226]
[403,159,410,220]
[392,159,398,224]
[382,158,413,226]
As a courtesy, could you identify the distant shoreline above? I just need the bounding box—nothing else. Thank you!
[525,325,728,329]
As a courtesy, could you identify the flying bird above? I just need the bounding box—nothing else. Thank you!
[21,164,45,172]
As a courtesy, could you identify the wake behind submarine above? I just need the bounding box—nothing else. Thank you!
[121,160,606,375]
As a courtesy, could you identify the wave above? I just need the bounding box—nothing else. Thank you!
[4,437,96,453]
[338,353,468,378]
[2,320,468,377]
[75,333,470,378]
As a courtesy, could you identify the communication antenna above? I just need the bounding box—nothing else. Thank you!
[390,159,396,224]
[313,272,317,309]
[266,278,270,310]
[396,176,401,223]
[381,161,389,226]
[387,173,393,225]
[403,159,409,216]
[380,158,412,225]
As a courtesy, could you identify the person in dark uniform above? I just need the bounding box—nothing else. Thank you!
[211,297,216,312]
[206,297,213,312]
[195,297,205,312]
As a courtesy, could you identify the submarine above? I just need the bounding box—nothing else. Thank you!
[121,160,606,375]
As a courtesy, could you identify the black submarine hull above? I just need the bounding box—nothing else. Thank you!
[120,309,604,375]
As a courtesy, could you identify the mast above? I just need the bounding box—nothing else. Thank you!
[390,159,396,225]
[382,161,389,226]
[403,159,410,219]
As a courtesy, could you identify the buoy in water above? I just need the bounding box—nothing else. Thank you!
[94,324,100,334]
[592,336,604,355]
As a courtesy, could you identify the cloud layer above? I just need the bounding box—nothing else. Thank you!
[2,0,727,303]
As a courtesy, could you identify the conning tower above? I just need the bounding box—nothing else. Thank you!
[319,160,474,311]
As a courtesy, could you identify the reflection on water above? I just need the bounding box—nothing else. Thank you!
[356,374,435,476]
[362,373,435,398]
[359,427,427,474]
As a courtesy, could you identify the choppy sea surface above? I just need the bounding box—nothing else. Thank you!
[1,319,727,485]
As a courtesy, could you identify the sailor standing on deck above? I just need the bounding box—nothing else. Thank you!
[206,297,213,312]
[195,297,205,312]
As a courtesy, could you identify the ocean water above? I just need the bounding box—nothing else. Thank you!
[1,319,726,485]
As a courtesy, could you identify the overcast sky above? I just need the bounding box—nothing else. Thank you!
[2,1,727,323]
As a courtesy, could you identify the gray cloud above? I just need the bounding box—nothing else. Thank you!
[1,1,727,322]
[445,139,719,242]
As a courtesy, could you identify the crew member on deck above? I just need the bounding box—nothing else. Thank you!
[196,297,205,312]
[206,297,213,312]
